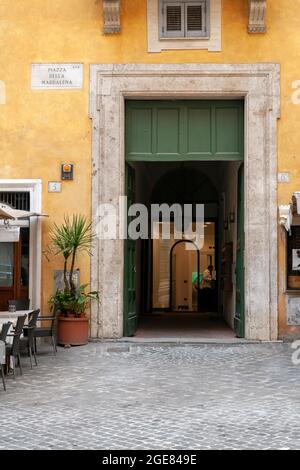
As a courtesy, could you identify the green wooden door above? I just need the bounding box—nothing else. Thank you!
[234,164,245,338]
[124,163,138,337]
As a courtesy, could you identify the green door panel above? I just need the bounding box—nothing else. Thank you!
[126,100,244,162]
[157,108,181,155]
[124,163,138,337]
[215,106,241,156]
[128,107,153,156]
[187,107,212,155]
[234,164,245,338]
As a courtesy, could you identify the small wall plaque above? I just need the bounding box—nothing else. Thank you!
[54,270,80,292]
[278,172,290,183]
[48,182,62,193]
[31,64,83,90]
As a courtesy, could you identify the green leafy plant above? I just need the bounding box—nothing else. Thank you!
[49,284,99,317]
[49,215,99,317]
[49,290,73,316]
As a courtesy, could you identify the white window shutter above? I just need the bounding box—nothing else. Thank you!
[185,2,207,37]
[163,2,184,37]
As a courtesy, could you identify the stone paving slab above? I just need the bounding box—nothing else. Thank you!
[0,342,300,450]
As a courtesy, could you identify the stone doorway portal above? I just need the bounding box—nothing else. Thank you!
[89,63,280,341]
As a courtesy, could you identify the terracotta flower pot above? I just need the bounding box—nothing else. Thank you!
[57,316,89,346]
[66,311,76,318]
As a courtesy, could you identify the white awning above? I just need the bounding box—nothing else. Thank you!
[0,203,48,220]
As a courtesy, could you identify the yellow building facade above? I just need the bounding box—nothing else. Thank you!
[1,0,300,341]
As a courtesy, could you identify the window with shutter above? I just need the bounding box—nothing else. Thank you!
[160,0,208,39]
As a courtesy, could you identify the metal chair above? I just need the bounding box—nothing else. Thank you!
[0,321,12,342]
[0,321,13,391]
[34,315,57,355]
[8,299,30,310]
[6,315,27,378]
[20,309,40,369]
[0,340,6,391]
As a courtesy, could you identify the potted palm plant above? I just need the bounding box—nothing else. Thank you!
[49,215,99,346]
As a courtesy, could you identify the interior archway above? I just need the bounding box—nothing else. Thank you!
[151,166,219,205]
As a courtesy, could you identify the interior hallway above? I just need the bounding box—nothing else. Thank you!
[135,312,235,339]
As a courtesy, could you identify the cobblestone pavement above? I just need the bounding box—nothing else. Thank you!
[1,342,300,450]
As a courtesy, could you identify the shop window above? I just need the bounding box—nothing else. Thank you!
[287,226,300,290]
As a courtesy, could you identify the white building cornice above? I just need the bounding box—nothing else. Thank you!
[103,0,121,34]
[248,0,267,33]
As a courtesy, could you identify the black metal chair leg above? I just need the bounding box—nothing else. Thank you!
[34,337,37,354]
[32,347,38,366]
[1,365,6,391]
[28,347,33,370]
[12,357,15,379]
[17,354,23,375]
